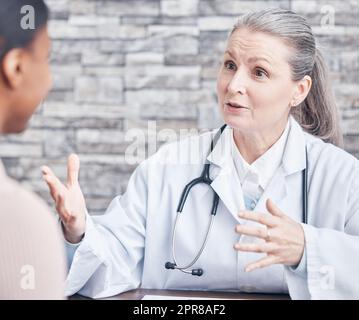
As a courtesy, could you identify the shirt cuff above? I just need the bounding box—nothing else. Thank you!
[57,218,84,269]
[65,240,81,269]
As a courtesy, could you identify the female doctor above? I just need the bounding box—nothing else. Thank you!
[42,9,359,299]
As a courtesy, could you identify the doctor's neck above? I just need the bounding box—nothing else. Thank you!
[232,119,288,165]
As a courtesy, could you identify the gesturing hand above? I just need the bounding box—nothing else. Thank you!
[234,198,305,272]
[41,154,87,244]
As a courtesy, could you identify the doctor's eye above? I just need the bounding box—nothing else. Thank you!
[224,60,237,71]
[253,67,269,79]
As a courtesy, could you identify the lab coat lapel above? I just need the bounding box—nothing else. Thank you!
[205,117,307,225]
[238,117,307,244]
[206,127,246,223]
[210,161,246,223]
[254,116,307,216]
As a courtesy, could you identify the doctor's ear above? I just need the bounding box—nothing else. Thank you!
[290,75,312,107]
[1,48,25,89]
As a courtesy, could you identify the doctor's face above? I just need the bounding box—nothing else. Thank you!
[217,28,298,134]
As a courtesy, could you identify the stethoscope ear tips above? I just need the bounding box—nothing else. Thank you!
[165,262,176,269]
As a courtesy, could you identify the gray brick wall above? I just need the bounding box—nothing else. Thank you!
[0,0,358,215]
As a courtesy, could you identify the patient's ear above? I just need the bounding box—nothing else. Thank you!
[1,48,25,89]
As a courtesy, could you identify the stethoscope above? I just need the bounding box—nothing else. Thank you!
[165,124,308,276]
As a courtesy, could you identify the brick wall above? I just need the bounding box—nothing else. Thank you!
[0,0,358,215]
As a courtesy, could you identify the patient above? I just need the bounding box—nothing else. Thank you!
[0,0,66,299]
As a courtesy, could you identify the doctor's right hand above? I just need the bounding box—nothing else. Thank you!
[41,154,87,244]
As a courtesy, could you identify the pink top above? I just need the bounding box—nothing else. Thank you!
[0,161,66,299]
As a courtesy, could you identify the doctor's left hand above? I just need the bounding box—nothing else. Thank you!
[234,198,305,272]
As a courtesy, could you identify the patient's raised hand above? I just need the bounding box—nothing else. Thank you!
[42,154,87,244]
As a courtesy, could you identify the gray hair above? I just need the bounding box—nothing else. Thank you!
[231,9,343,147]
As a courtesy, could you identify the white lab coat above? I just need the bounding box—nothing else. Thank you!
[65,116,359,299]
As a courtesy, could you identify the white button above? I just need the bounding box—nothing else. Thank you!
[250,201,256,209]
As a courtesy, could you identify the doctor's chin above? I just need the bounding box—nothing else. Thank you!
[1,0,359,302]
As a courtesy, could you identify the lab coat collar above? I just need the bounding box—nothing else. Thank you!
[206,125,233,169]
[206,115,307,176]
[281,116,307,175]
[203,126,244,222]
[205,116,307,224]
[231,119,290,190]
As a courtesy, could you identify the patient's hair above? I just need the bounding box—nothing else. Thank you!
[0,0,49,61]
[232,9,343,147]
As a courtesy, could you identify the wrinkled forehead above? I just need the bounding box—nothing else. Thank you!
[226,28,292,65]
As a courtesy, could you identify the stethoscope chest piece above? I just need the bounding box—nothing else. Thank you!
[165,124,308,276]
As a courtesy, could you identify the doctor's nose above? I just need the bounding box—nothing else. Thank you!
[227,72,247,96]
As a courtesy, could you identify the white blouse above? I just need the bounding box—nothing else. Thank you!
[231,120,291,210]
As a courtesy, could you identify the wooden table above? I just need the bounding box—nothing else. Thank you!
[72,288,290,300]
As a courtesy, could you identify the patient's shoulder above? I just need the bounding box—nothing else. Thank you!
[0,175,51,221]
[0,174,66,299]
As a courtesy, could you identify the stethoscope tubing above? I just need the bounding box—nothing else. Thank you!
[166,124,308,276]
